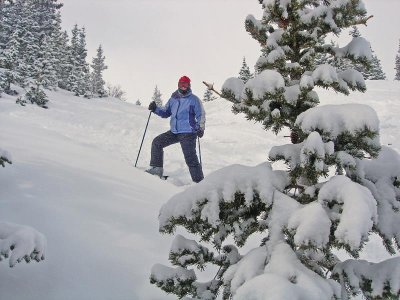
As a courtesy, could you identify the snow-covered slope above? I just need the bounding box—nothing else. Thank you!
[0,81,399,299]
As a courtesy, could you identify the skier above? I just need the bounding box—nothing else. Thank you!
[146,76,205,183]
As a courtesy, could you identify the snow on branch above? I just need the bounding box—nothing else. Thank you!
[158,163,289,246]
[232,243,341,300]
[338,69,366,93]
[0,222,46,267]
[288,202,331,249]
[295,103,381,160]
[243,70,285,100]
[300,131,334,172]
[333,257,400,299]
[169,235,214,269]
[221,77,244,103]
[332,37,372,61]
[269,142,304,170]
[150,264,196,298]
[311,64,339,87]
[359,146,400,252]
[224,246,268,295]
[296,103,379,139]
[222,70,285,105]
[318,176,377,252]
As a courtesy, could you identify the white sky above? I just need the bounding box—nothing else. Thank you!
[61,0,400,104]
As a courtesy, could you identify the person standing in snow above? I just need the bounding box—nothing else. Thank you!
[146,76,205,183]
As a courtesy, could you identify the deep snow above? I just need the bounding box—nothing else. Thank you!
[0,81,399,299]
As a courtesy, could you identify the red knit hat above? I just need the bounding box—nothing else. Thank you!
[178,76,191,84]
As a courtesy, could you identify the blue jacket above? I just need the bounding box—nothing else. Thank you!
[154,89,206,134]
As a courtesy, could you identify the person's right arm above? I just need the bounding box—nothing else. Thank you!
[149,99,172,118]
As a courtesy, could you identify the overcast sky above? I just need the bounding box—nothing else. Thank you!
[61,0,400,103]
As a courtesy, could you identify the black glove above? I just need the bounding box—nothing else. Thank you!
[148,101,156,112]
[196,128,204,138]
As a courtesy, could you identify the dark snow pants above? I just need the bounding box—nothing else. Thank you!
[150,131,204,183]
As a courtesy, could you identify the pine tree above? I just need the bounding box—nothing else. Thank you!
[78,28,91,97]
[349,25,361,38]
[0,30,23,94]
[20,0,62,87]
[0,0,103,103]
[35,36,58,89]
[17,76,49,108]
[54,29,71,90]
[90,45,108,97]
[0,0,17,51]
[0,0,64,97]
[50,11,71,90]
[135,99,141,106]
[238,57,253,83]
[395,39,400,81]
[203,88,217,102]
[151,2,400,300]
[369,52,386,80]
[152,85,163,107]
[66,24,81,93]
[7,0,39,85]
[67,25,90,96]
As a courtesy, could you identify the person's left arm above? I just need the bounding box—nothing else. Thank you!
[194,96,206,136]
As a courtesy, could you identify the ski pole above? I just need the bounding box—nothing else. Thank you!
[135,111,152,167]
[198,137,202,167]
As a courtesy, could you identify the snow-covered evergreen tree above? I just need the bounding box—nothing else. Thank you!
[0,0,16,51]
[67,25,90,97]
[0,30,24,95]
[78,28,91,97]
[135,99,141,106]
[368,52,386,80]
[90,45,108,98]
[349,25,361,38]
[0,0,65,99]
[151,1,400,300]
[35,36,58,89]
[238,57,253,83]
[152,85,163,107]
[395,39,400,81]
[54,29,71,90]
[0,0,103,103]
[66,24,80,93]
[203,88,217,102]
[17,77,49,108]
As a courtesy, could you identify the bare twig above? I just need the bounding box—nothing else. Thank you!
[354,15,373,26]
[202,81,223,98]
